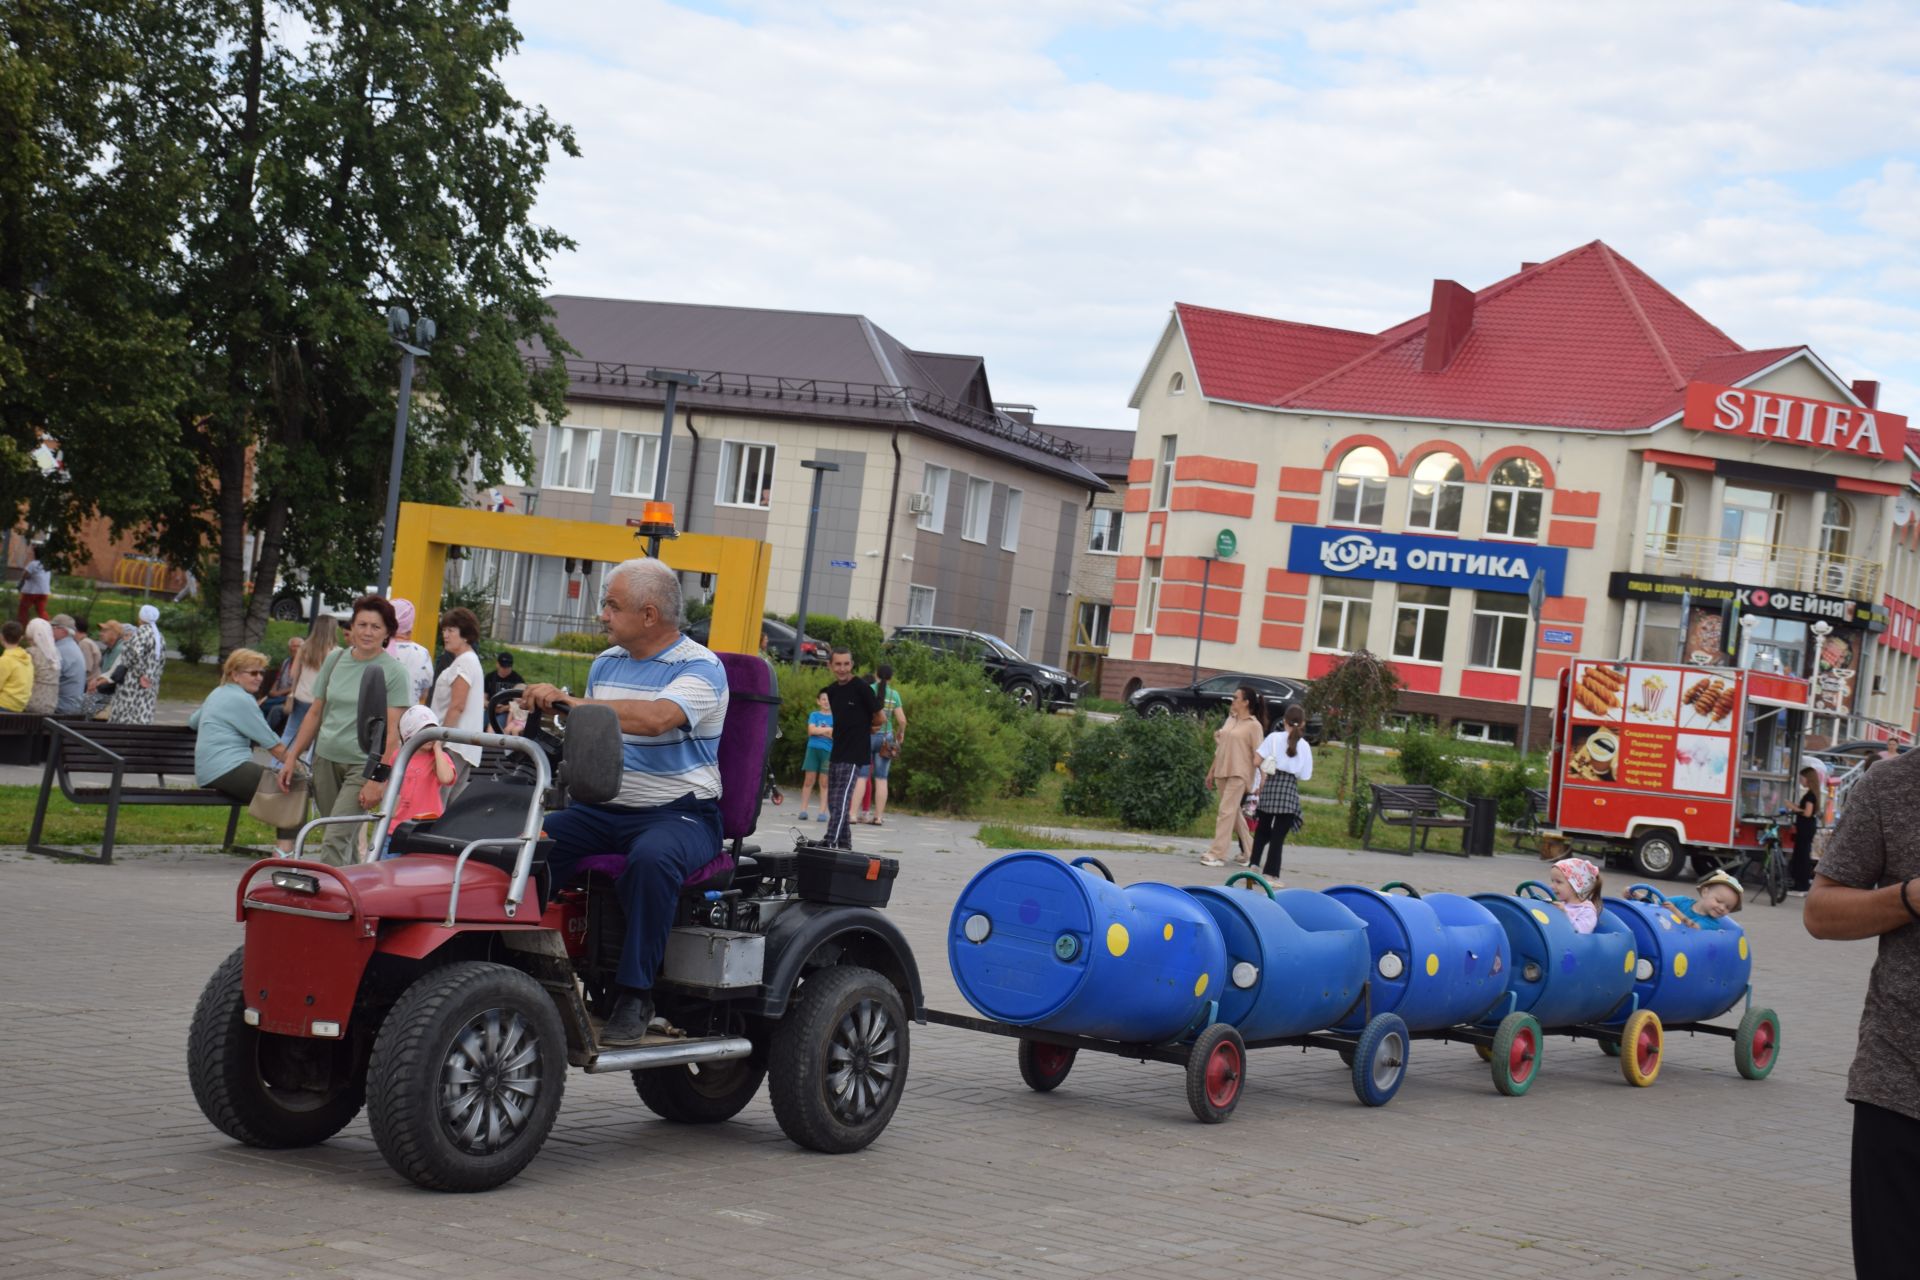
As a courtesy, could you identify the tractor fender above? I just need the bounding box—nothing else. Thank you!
[745,901,924,1021]
[375,921,559,961]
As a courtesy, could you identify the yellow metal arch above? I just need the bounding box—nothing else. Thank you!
[389,502,772,655]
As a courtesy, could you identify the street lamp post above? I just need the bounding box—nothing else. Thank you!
[377,306,434,594]
[792,460,841,664]
[1519,568,1547,759]
[646,369,701,505]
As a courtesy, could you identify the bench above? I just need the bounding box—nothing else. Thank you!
[1363,783,1471,856]
[27,721,252,865]
[1515,787,1551,854]
[0,711,91,766]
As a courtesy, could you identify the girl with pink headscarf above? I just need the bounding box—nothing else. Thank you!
[1550,857,1604,934]
[385,598,434,706]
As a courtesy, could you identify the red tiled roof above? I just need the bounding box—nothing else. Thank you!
[1179,241,1834,432]
[1174,304,1376,406]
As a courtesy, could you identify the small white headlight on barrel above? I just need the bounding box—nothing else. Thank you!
[963,913,992,943]
[310,1021,342,1038]
[1636,959,1654,981]
[1378,953,1405,980]
[1231,961,1259,990]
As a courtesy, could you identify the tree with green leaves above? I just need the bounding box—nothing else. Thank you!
[1304,648,1401,835]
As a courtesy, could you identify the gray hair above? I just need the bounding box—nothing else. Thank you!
[607,557,684,627]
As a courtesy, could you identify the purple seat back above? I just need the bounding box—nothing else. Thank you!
[714,651,778,844]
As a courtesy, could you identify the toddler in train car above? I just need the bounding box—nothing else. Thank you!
[1664,869,1744,929]
[1550,857,1604,934]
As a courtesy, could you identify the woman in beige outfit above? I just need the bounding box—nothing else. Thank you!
[1202,686,1266,867]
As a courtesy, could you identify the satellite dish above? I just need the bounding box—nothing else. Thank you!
[1895,493,1915,527]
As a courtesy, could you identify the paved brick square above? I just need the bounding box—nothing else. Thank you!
[0,813,1866,1278]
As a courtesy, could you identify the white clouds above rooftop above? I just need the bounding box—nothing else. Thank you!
[509,0,1920,428]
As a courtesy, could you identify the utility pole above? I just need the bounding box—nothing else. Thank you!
[793,460,841,663]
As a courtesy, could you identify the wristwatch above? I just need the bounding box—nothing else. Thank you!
[365,762,392,783]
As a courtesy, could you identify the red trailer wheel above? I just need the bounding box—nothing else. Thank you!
[1186,1024,1245,1124]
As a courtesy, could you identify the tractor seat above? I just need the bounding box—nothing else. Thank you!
[567,848,737,896]
[387,779,553,872]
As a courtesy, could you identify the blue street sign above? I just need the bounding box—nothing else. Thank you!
[828,559,858,569]
[1286,526,1568,596]
[1541,627,1575,646]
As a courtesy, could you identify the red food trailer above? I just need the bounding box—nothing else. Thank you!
[1546,659,1811,880]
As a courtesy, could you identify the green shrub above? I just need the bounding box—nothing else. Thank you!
[1395,724,1457,790]
[1063,714,1212,832]
[159,601,216,665]
[887,686,1017,812]
[1007,715,1071,797]
[839,618,885,671]
[772,662,829,784]
[550,630,606,653]
[1453,755,1544,825]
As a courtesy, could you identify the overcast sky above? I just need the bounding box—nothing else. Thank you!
[506,0,1920,433]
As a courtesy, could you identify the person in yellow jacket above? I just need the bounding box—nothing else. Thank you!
[0,620,34,711]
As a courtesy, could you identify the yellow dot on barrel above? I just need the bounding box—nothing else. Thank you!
[1738,936,1749,960]
[1673,952,1688,978]
[1194,973,1209,997]
[1425,953,1440,977]
[1624,950,1635,974]
[1164,923,1174,941]
[1530,908,1551,926]
[1106,923,1130,957]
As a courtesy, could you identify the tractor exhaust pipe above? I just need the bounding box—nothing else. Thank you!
[582,1036,755,1075]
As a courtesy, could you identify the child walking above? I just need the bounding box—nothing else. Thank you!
[797,691,833,820]
[1550,856,1604,934]
[1250,703,1312,883]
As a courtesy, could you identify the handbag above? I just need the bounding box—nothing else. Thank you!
[878,735,898,760]
[249,765,310,830]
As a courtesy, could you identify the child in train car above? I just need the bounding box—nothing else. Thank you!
[1663,869,1744,929]
[1550,857,1604,934]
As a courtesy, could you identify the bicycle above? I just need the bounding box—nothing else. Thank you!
[1726,809,1791,906]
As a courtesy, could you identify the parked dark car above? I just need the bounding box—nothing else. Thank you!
[1127,673,1324,744]
[887,625,1084,711]
[687,615,827,665]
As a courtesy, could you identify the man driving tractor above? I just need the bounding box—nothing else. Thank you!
[517,557,730,1046]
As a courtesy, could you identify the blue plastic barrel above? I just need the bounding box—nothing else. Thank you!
[949,853,1228,1043]
[1472,891,1635,1028]
[1324,886,1511,1033]
[1602,889,1750,1026]
[1184,884,1369,1042]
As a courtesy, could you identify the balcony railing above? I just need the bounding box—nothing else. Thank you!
[1643,534,1880,601]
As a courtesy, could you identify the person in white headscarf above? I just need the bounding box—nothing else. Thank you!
[22,617,60,714]
[107,611,161,724]
[136,603,166,700]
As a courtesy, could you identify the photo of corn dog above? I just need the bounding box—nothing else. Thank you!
[1679,672,1737,731]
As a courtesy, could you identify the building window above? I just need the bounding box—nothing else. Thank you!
[717,440,775,508]
[1469,590,1528,671]
[1169,371,1185,395]
[1153,435,1177,509]
[1015,607,1035,657]
[906,584,935,626]
[1002,487,1023,552]
[543,425,601,492]
[1819,495,1854,592]
[1485,457,1545,539]
[1143,558,1162,629]
[962,476,992,543]
[1316,578,1373,652]
[918,464,950,531]
[1456,721,1518,745]
[1088,507,1123,553]
[1406,452,1465,533]
[1645,469,1684,555]
[1719,485,1783,566]
[1636,601,1683,662]
[611,431,660,499]
[1392,584,1450,663]
[1076,602,1111,649]
[1331,445,1389,527]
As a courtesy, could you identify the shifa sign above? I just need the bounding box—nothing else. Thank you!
[1682,383,1906,461]
[1287,527,1568,595]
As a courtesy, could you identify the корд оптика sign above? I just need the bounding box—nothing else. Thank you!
[1287,527,1569,595]
[1607,571,1887,630]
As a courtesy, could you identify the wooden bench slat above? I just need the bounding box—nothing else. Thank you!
[29,721,251,866]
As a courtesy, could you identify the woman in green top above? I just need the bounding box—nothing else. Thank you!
[277,595,411,865]
[190,648,296,851]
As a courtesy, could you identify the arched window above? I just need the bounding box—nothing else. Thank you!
[1331,445,1389,526]
[1485,456,1545,539]
[1819,495,1854,592]
[1645,469,1685,556]
[1406,452,1465,533]
[1168,371,1185,395]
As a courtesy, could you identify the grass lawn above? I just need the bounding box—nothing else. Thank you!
[0,784,281,853]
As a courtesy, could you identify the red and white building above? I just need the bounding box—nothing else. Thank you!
[1111,240,1917,744]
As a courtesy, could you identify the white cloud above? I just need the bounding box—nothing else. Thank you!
[505,0,1920,428]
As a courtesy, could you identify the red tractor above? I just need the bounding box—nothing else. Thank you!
[187,655,921,1191]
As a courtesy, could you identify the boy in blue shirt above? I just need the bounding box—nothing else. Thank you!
[798,690,832,819]
[1666,869,1743,928]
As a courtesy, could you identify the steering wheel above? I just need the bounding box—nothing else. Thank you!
[1515,880,1556,902]
[488,685,568,782]
[1225,870,1276,897]
[1625,883,1669,905]
[1380,880,1422,898]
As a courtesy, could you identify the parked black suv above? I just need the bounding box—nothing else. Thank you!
[887,625,1084,711]
[1127,672,1324,743]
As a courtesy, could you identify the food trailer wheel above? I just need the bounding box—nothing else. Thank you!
[1490,1013,1542,1097]
[1618,1010,1663,1088]
[1017,1040,1077,1093]
[1735,1007,1781,1081]
[1350,1013,1409,1108]
[1186,1024,1245,1124]
[1629,830,1686,880]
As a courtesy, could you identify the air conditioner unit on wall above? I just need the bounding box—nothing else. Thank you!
[906,493,932,514]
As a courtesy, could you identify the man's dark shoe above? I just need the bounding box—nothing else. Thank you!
[601,991,655,1046]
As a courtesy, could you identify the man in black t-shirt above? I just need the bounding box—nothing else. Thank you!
[822,646,881,850]
[483,652,518,731]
